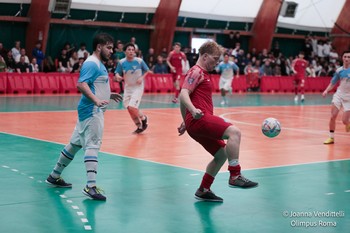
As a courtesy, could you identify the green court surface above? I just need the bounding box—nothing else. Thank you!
[0,93,349,233]
[1,132,349,233]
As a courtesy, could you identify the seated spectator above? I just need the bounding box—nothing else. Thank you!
[4,50,16,72]
[69,51,79,68]
[29,58,39,73]
[77,42,90,59]
[16,55,30,73]
[0,42,7,58]
[260,59,274,76]
[71,57,85,73]
[15,48,30,64]
[57,49,72,73]
[0,55,7,72]
[153,55,168,74]
[306,64,316,77]
[42,56,56,73]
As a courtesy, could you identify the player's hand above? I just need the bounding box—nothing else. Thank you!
[177,122,186,136]
[110,93,123,103]
[114,75,123,82]
[95,100,109,107]
[322,90,328,97]
[191,108,204,119]
[171,67,176,73]
[136,77,143,85]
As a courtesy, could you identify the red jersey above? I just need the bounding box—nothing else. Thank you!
[168,50,186,75]
[292,58,308,78]
[182,65,213,124]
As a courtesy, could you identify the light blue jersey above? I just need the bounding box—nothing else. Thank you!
[331,66,350,95]
[77,55,111,121]
[115,57,149,88]
[216,61,239,79]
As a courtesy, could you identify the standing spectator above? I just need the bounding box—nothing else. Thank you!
[225,31,236,49]
[77,43,90,59]
[112,42,125,60]
[145,48,156,70]
[69,51,79,68]
[130,37,139,53]
[167,42,187,103]
[329,48,339,64]
[11,41,21,60]
[32,41,45,71]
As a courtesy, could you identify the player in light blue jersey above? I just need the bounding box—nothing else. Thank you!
[46,33,122,201]
[215,53,239,105]
[322,50,350,144]
[115,43,152,134]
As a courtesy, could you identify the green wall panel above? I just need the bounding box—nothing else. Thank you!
[0,21,27,49]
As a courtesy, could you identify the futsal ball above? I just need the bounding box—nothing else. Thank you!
[261,118,281,138]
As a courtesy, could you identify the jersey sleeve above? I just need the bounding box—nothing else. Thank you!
[331,70,340,85]
[182,68,203,93]
[140,59,150,73]
[115,61,123,76]
[232,62,239,71]
[78,61,98,84]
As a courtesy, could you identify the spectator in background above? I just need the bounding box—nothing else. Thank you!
[57,49,72,73]
[306,64,316,77]
[260,59,274,76]
[16,55,29,73]
[63,42,75,58]
[4,50,16,72]
[29,58,39,73]
[225,31,236,49]
[77,42,90,59]
[153,55,168,74]
[15,48,30,64]
[329,48,339,64]
[0,55,7,72]
[42,56,56,73]
[11,41,21,60]
[130,37,139,53]
[112,42,125,60]
[0,43,7,58]
[145,48,156,70]
[71,57,85,73]
[32,41,45,71]
[69,51,79,68]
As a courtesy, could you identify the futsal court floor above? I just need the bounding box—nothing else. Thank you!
[0,92,349,233]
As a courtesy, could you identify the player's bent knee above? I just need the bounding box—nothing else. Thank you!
[223,125,241,140]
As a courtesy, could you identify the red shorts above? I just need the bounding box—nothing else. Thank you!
[172,72,181,82]
[293,78,305,86]
[186,114,231,155]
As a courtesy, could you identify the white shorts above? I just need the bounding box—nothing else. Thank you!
[70,111,104,150]
[123,85,144,109]
[332,92,350,111]
[219,77,233,91]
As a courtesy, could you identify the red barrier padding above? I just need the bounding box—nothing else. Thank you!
[144,73,152,93]
[260,76,280,92]
[279,76,294,93]
[34,73,60,94]
[108,73,122,93]
[7,73,34,94]
[232,75,247,92]
[245,73,258,91]
[59,73,79,94]
[210,74,220,92]
[151,74,173,93]
[0,73,7,94]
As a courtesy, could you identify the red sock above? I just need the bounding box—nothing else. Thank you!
[200,173,214,190]
[228,164,241,177]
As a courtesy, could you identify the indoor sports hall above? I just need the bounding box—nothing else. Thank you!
[0,0,349,233]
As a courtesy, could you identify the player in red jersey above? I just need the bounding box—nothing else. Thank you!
[291,51,308,102]
[167,42,187,103]
[178,41,258,202]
